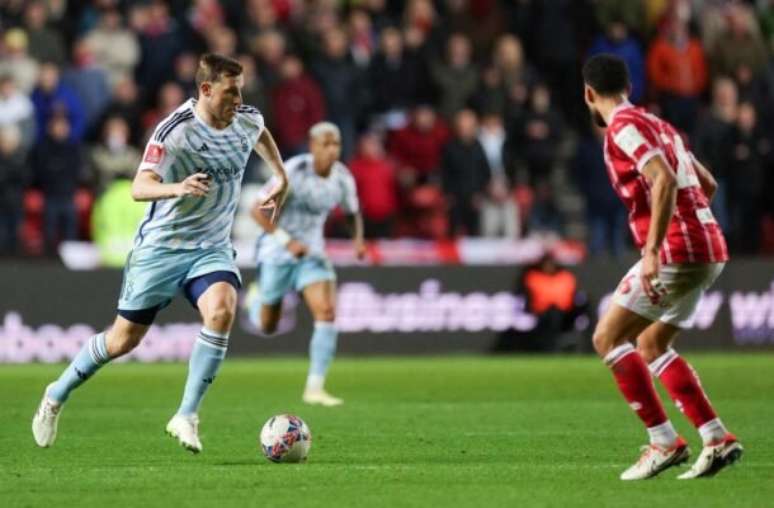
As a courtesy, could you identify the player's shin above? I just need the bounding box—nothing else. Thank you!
[177,328,229,415]
[604,343,678,446]
[48,332,111,404]
[306,321,337,391]
[649,348,728,444]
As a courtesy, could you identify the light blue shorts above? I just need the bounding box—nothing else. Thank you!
[258,256,336,305]
[118,245,241,310]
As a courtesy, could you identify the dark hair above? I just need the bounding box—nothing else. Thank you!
[195,53,242,89]
[582,54,630,96]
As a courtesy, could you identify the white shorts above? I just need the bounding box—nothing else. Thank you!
[612,261,725,329]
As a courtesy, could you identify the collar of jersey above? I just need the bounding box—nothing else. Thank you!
[608,100,634,124]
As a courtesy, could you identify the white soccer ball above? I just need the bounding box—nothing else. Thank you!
[260,414,312,463]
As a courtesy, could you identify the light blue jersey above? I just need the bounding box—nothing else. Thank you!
[136,99,265,250]
[117,99,264,311]
[257,154,359,264]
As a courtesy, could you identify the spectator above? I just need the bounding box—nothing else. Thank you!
[517,83,564,185]
[348,133,399,238]
[23,1,66,66]
[478,112,520,238]
[573,122,626,258]
[89,116,141,191]
[84,8,141,87]
[310,27,364,160]
[587,20,645,103]
[98,75,142,145]
[131,0,185,93]
[31,113,83,252]
[728,102,770,254]
[240,0,280,54]
[646,17,708,133]
[174,52,199,98]
[348,8,377,68]
[493,35,538,94]
[442,109,491,236]
[693,77,738,231]
[367,27,423,120]
[237,54,271,129]
[518,253,584,352]
[62,39,111,136]
[594,0,646,37]
[0,125,28,255]
[31,62,86,143]
[0,75,36,151]
[710,5,768,82]
[205,25,238,58]
[470,66,507,119]
[254,29,287,90]
[388,105,450,187]
[431,33,479,121]
[270,55,326,155]
[141,81,186,136]
[0,28,39,94]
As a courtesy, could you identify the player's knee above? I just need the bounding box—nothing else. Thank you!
[315,306,335,322]
[206,303,235,330]
[636,341,666,364]
[592,328,616,358]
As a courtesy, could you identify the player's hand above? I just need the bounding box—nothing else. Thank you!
[354,239,367,260]
[641,249,667,304]
[177,173,210,197]
[286,239,308,258]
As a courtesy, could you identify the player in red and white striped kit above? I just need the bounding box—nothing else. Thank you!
[582,54,743,480]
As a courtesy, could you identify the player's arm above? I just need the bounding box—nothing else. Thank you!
[640,155,677,303]
[346,212,366,260]
[250,193,308,258]
[253,128,289,209]
[131,170,211,202]
[691,156,718,202]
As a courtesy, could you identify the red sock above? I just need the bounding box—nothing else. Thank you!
[604,343,668,428]
[649,349,718,428]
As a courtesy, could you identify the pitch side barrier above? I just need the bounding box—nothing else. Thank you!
[1,260,773,362]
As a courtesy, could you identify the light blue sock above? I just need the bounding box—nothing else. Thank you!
[177,328,228,415]
[306,321,338,390]
[49,332,110,404]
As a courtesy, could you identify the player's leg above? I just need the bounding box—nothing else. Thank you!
[167,272,239,453]
[637,268,742,478]
[33,313,153,447]
[593,285,688,480]
[300,279,341,406]
[247,263,293,334]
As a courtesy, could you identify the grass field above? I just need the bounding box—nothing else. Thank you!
[1,354,773,508]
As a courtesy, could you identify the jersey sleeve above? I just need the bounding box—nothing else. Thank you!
[339,166,360,214]
[609,118,664,173]
[137,131,179,181]
[237,105,266,145]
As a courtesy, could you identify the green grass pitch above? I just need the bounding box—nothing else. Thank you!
[1,354,773,507]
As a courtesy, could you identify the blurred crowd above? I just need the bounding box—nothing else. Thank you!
[1,0,774,258]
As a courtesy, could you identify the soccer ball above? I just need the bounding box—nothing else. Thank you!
[260,414,312,463]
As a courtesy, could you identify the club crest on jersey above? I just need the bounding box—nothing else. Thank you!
[144,144,164,164]
[240,136,248,152]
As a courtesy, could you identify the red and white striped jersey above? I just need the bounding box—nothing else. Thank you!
[603,102,728,264]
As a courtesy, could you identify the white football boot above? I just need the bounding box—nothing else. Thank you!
[32,383,62,447]
[302,388,343,407]
[678,434,743,479]
[620,437,690,480]
[165,414,203,454]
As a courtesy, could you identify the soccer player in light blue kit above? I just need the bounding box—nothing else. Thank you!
[246,122,365,406]
[32,54,289,453]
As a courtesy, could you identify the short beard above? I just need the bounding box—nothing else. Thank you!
[592,109,607,128]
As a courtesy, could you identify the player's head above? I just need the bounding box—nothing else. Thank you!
[196,53,243,123]
[582,54,631,127]
[309,122,342,171]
